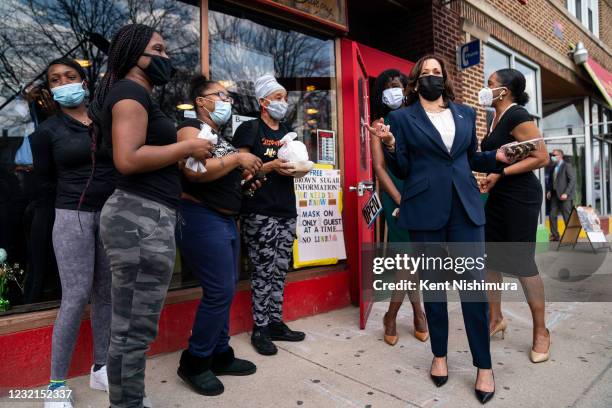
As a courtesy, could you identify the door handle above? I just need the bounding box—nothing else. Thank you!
[348,181,374,197]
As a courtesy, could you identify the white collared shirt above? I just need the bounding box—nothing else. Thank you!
[426,108,455,152]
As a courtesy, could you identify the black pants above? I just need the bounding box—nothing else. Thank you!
[409,188,492,369]
[549,193,572,238]
[23,201,59,303]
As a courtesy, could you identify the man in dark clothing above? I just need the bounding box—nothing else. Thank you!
[546,149,576,241]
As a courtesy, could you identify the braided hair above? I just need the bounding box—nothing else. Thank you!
[88,23,155,150]
[80,24,154,213]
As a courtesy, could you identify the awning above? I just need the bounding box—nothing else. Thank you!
[583,57,612,108]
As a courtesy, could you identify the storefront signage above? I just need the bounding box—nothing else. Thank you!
[250,0,348,31]
[317,129,336,165]
[362,191,382,228]
[456,39,480,71]
[584,57,612,108]
[293,165,346,268]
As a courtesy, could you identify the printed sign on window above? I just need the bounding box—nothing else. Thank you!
[293,165,346,268]
[317,129,336,165]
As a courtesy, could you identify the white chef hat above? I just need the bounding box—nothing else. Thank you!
[254,74,286,101]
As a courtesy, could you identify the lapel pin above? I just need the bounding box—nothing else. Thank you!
[458,114,463,119]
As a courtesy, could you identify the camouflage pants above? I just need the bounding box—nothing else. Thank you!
[241,214,296,327]
[100,190,176,408]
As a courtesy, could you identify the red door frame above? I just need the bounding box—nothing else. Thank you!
[340,39,415,328]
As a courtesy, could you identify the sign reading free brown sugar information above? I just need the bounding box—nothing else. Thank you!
[251,0,348,31]
[293,166,346,268]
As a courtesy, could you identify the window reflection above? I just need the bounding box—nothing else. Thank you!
[208,8,337,166]
[515,60,538,116]
[0,0,200,312]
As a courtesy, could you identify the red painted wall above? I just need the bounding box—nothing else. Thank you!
[0,269,350,390]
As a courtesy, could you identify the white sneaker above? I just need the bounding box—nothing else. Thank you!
[143,396,153,407]
[89,365,109,392]
[43,385,74,408]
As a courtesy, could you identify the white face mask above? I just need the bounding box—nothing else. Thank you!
[478,87,506,107]
[382,87,404,110]
[264,99,288,121]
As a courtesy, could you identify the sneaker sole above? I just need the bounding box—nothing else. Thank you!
[177,370,224,396]
[269,336,306,342]
[89,380,108,392]
[251,345,278,355]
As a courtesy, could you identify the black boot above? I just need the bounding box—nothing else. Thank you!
[177,349,224,396]
[269,321,306,342]
[211,347,257,376]
[251,325,278,355]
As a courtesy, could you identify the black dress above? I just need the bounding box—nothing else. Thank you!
[481,105,542,277]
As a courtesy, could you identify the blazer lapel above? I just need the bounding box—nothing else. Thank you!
[410,101,450,156]
[448,102,467,157]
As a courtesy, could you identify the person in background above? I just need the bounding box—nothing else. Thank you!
[88,24,213,408]
[22,84,60,304]
[546,149,576,241]
[370,68,428,346]
[175,75,259,396]
[370,55,511,404]
[232,74,304,356]
[30,57,115,408]
[480,68,551,364]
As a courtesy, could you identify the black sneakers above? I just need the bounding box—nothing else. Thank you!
[251,322,306,355]
[177,350,224,396]
[251,325,278,355]
[211,347,257,376]
[269,321,306,342]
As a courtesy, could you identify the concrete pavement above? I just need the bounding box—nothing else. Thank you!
[2,300,610,408]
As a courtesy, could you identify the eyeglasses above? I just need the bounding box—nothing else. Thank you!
[200,91,234,103]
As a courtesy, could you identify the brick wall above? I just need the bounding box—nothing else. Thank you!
[481,0,611,69]
[602,0,612,47]
[432,2,465,103]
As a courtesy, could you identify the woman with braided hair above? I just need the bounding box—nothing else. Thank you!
[90,24,213,408]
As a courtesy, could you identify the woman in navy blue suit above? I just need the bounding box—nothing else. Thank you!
[369,55,510,404]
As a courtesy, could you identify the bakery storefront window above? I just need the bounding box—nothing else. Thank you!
[0,0,200,314]
[208,5,338,167]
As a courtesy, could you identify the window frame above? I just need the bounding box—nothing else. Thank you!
[565,0,600,37]
[484,39,543,119]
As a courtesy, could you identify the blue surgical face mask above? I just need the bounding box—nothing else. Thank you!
[51,81,87,107]
[206,100,232,126]
[265,99,288,121]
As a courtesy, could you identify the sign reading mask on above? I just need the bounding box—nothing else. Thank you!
[253,0,348,31]
[293,165,347,268]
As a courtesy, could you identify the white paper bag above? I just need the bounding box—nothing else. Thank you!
[186,123,218,173]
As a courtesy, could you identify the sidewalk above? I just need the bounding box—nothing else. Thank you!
[2,300,610,408]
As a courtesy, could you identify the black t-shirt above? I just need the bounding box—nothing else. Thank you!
[178,119,243,214]
[101,79,180,209]
[481,104,541,201]
[30,112,116,211]
[232,119,297,218]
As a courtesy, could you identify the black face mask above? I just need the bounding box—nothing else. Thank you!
[140,52,175,86]
[417,75,445,101]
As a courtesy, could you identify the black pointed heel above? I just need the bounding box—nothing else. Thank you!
[429,356,448,388]
[475,369,495,404]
